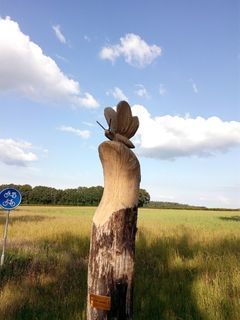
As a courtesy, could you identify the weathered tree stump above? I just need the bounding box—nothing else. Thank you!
[87,137,140,319]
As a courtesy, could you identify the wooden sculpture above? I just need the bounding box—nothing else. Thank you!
[87,101,141,320]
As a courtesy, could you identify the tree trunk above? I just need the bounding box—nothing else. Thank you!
[87,141,140,320]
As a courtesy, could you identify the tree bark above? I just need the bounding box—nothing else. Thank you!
[87,141,140,320]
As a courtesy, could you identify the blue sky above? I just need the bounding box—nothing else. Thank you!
[0,0,239,208]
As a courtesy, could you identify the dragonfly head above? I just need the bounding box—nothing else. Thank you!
[105,130,114,141]
[96,120,115,141]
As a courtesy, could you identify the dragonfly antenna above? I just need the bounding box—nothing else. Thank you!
[96,121,106,131]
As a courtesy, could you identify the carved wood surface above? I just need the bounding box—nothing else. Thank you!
[87,141,140,320]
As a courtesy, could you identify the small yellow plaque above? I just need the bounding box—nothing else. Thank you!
[90,293,111,311]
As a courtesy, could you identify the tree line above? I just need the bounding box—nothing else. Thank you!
[146,201,207,210]
[0,184,150,207]
[2,184,234,210]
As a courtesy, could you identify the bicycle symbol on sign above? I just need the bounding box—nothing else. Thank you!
[2,199,16,208]
[4,191,17,199]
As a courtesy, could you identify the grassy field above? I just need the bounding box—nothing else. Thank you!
[0,206,240,320]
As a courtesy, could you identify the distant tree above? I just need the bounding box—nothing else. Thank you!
[18,184,32,204]
[138,189,150,207]
[28,186,58,204]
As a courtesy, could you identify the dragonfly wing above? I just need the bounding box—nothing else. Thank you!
[126,116,139,139]
[116,101,132,135]
[104,107,117,132]
[117,101,139,138]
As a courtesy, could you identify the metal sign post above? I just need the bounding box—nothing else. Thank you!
[0,188,22,267]
[1,210,10,266]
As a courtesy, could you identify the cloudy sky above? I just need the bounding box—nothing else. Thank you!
[0,0,239,208]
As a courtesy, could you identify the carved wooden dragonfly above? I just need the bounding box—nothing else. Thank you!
[97,101,139,149]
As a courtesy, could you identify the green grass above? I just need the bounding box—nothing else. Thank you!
[0,206,240,319]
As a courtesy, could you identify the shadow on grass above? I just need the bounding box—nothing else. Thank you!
[0,229,239,319]
[219,216,240,222]
[134,230,203,320]
[0,215,54,226]
[0,233,89,320]
[134,231,240,320]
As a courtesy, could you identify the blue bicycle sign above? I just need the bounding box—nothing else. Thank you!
[0,188,22,266]
[0,188,22,210]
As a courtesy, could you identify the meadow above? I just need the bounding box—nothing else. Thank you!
[0,206,239,320]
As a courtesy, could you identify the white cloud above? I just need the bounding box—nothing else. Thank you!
[189,79,199,93]
[55,54,69,63]
[99,33,161,68]
[0,138,38,166]
[132,104,240,160]
[106,87,128,101]
[217,195,230,205]
[58,125,91,139]
[135,84,150,98]
[82,121,95,127]
[72,93,99,108]
[52,25,66,44]
[159,83,167,96]
[0,17,99,108]
[84,35,91,42]
[157,195,175,201]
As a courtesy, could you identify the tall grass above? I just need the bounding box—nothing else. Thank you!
[0,206,239,319]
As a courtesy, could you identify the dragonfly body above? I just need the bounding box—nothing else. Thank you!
[105,131,135,148]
